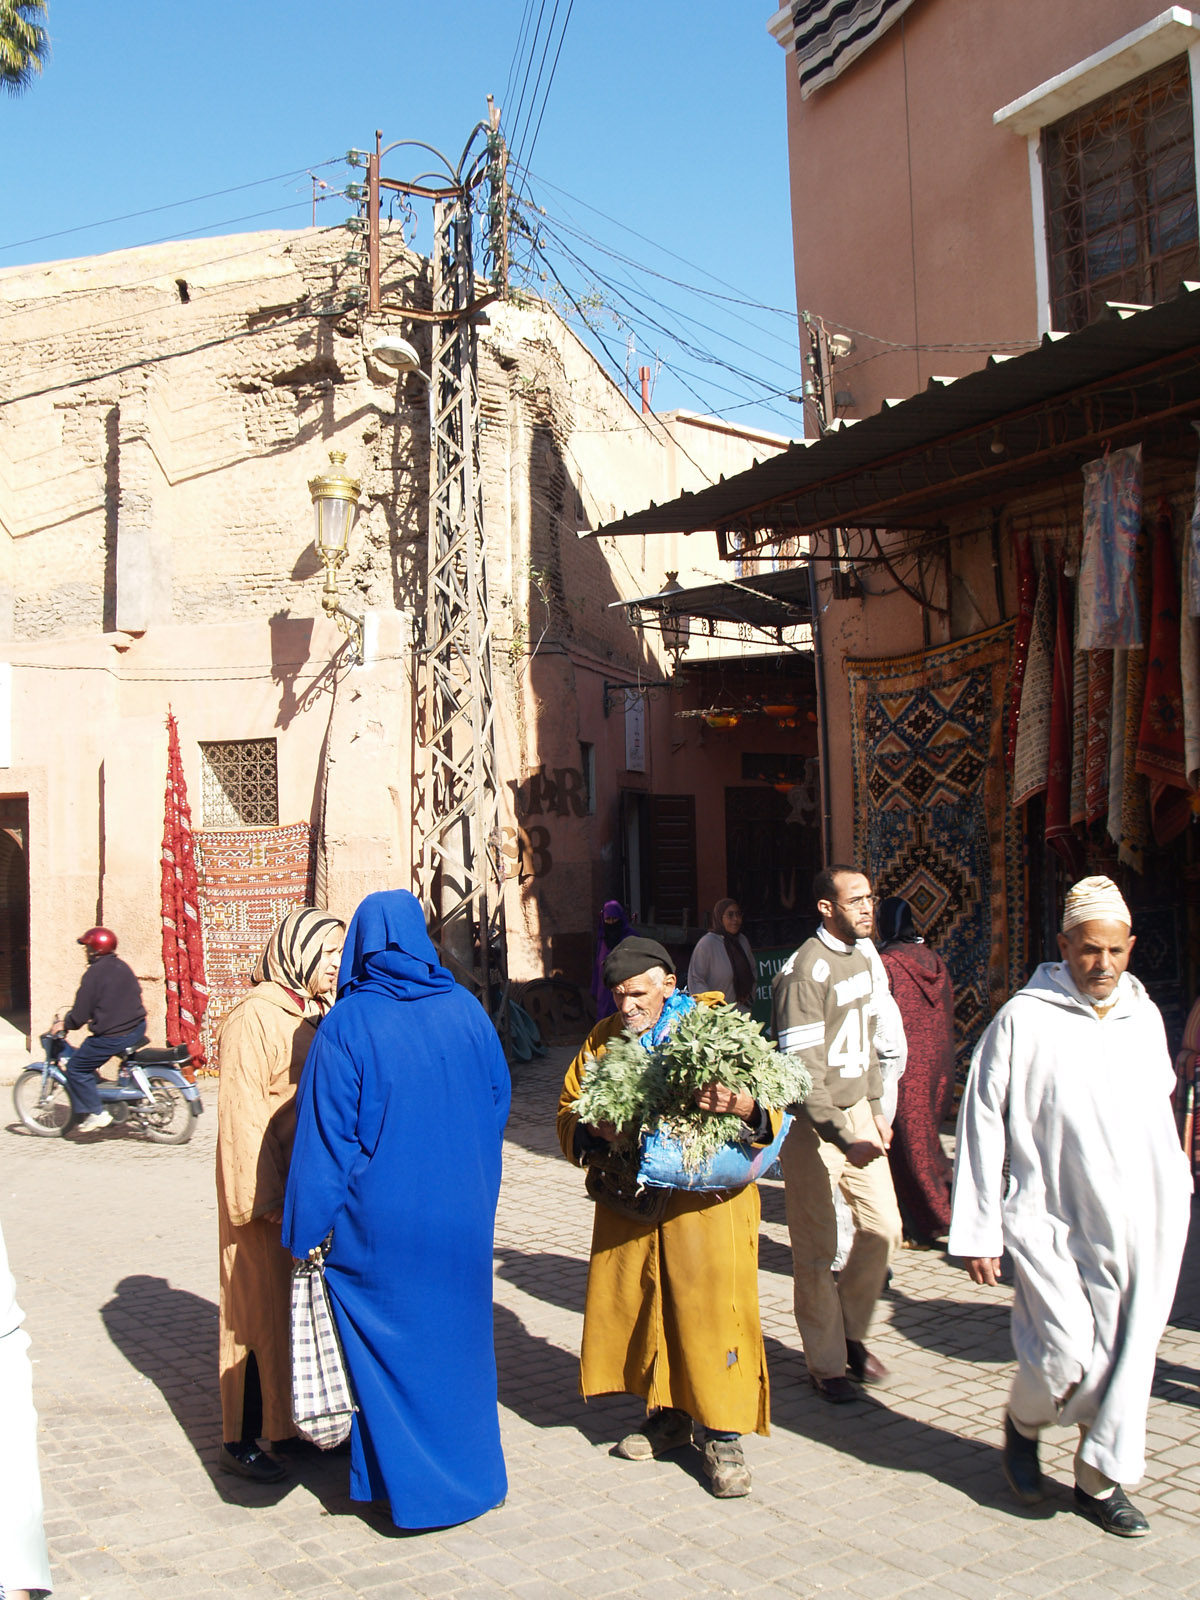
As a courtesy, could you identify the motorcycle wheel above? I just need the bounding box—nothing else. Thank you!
[137,1081,194,1145]
[13,1069,71,1137]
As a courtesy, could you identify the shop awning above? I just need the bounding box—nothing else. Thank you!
[609,564,812,631]
[590,285,1200,553]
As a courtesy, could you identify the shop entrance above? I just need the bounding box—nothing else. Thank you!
[0,797,30,1037]
[725,784,820,952]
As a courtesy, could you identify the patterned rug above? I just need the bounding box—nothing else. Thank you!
[195,822,315,1071]
[848,622,1022,1079]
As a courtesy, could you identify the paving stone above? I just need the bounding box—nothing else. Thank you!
[5,1045,1198,1600]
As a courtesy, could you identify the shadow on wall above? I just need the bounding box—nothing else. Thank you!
[510,421,666,982]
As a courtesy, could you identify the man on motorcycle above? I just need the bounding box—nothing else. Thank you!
[52,928,148,1133]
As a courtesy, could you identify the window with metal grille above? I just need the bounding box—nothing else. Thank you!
[1043,55,1199,334]
[199,738,279,828]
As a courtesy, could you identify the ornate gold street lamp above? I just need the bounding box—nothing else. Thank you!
[308,449,364,662]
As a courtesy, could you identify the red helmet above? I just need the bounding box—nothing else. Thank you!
[78,927,118,955]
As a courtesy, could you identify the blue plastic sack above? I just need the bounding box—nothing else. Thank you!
[638,1112,793,1192]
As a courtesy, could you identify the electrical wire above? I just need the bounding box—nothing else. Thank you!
[520,0,575,175]
[0,158,344,255]
[506,0,551,167]
[510,0,565,175]
[526,226,801,427]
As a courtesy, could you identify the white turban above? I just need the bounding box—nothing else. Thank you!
[1061,875,1131,932]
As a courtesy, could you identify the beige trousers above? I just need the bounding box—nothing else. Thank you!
[779,1098,903,1381]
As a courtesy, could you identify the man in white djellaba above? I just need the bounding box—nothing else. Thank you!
[949,876,1192,1538]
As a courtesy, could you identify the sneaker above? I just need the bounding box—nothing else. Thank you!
[218,1442,288,1483]
[615,1407,693,1460]
[701,1437,752,1498]
[1002,1414,1045,1504]
[77,1110,113,1133]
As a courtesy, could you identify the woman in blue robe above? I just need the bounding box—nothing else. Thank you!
[282,890,511,1529]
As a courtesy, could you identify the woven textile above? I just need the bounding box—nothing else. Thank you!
[1136,504,1189,844]
[1006,533,1037,771]
[1070,644,1088,827]
[1012,557,1055,806]
[1085,648,1113,824]
[1119,528,1153,870]
[1044,573,1079,870]
[848,623,1021,1077]
[1183,531,1200,788]
[196,822,315,1070]
[161,713,208,1066]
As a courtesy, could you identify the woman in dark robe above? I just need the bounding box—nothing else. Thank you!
[282,890,511,1529]
[590,899,635,1019]
[877,896,956,1245]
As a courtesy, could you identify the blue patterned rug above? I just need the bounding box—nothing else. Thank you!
[848,622,1022,1078]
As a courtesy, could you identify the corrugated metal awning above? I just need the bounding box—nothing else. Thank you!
[590,287,1200,548]
[609,564,811,630]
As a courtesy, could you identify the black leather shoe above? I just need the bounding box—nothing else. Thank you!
[845,1340,889,1385]
[810,1373,859,1403]
[1074,1484,1150,1537]
[218,1443,288,1483]
[1002,1414,1045,1503]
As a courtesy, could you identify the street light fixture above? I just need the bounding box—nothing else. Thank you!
[308,449,365,662]
[657,572,690,668]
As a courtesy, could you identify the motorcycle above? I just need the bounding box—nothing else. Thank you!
[13,1032,204,1144]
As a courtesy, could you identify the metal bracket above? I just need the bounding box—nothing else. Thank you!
[603,679,674,717]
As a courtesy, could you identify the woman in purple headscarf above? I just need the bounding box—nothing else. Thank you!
[590,900,635,1019]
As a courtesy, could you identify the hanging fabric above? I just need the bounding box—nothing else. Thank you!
[1013,549,1055,807]
[1118,526,1153,872]
[1085,648,1113,825]
[161,710,209,1070]
[1006,531,1037,772]
[1069,640,1088,829]
[1135,502,1189,845]
[1078,443,1144,649]
[1045,572,1081,871]
[1188,422,1200,619]
[1107,653,1127,844]
[1182,521,1200,789]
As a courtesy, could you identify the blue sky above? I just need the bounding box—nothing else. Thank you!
[2,3,803,437]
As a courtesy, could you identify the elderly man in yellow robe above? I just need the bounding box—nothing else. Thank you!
[557,935,782,1499]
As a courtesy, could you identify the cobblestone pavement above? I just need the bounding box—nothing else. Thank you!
[4,1046,1199,1600]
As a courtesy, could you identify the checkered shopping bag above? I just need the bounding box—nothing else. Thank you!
[290,1236,356,1448]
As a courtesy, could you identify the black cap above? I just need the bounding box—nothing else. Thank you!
[602,936,675,988]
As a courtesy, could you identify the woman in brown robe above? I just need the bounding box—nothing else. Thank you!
[216,906,344,1482]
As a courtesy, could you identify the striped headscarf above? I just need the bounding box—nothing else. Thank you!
[253,907,345,1014]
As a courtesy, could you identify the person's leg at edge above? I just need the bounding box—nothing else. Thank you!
[779,1116,850,1384]
[836,1098,903,1380]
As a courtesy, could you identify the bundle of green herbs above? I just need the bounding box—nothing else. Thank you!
[575,1002,811,1172]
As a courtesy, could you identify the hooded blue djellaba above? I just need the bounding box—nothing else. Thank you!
[282,890,511,1529]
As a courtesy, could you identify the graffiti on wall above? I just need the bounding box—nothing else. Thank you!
[500,765,588,881]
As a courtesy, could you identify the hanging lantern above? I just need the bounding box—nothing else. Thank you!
[704,712,740,730]
[657,571,690,667]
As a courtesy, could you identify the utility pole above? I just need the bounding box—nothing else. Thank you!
[359,118,510,1004]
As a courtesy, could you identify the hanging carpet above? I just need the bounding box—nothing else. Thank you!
[195,821,316,1070]
[1012,556,1055,807]
[160,712,208,1069]
[848,622,1021,1079]
[1135,503,1189,845]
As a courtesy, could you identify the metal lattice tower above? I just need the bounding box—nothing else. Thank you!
[414,191,504,997]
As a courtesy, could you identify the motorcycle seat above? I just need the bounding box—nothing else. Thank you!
[131,1044,193,1066]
